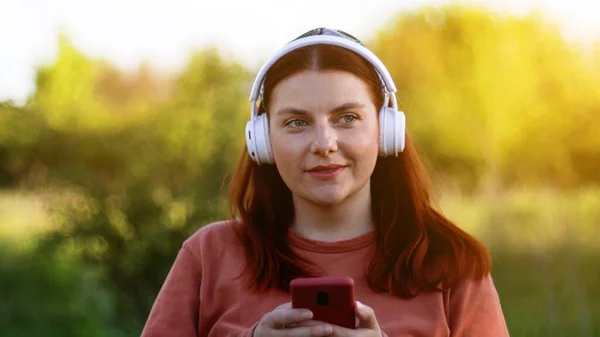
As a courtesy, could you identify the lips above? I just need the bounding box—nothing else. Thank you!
[306,164,347,180]
[308,164,346,172]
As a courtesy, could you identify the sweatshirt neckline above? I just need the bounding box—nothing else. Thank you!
[287,228,375,254]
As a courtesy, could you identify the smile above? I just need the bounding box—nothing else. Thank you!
[306,165,347,180]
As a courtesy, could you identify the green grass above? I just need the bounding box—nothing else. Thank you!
[439,186,600,336]
[492,245,599,336]
[439,186,600,249]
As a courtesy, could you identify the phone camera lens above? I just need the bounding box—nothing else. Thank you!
[316,291,329,306]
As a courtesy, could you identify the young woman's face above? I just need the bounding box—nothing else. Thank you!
[268,70,380,206]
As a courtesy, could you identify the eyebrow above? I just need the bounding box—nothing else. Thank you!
[275,102,366,116]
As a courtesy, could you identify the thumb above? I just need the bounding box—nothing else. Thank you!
[274,302,292,310]
[355,301,379,329]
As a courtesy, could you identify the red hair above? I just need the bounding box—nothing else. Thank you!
[228,44,491,297]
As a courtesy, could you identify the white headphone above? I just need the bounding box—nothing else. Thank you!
[246,30,406,165]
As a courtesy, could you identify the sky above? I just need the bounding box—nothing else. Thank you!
[1,0,599,103]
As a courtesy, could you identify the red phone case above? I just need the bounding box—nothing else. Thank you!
[291,276,356,329]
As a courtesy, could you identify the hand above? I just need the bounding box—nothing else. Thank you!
[253,302,333,337]
[328,301,382,337]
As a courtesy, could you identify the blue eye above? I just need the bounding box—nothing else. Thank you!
[340,115,357,123]
[287,119,307,128]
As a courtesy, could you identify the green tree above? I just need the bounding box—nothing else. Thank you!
[0,101,48,187]
[28,41,250,331]
[370,5,600,192]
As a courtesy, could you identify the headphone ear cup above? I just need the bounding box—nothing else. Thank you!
[246,113,274,165]
[379,107,406,157]
[245,121,258,163]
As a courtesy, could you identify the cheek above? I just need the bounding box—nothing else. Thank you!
[345,124,380,174]
[270,133,305,171]
[347,122,380,152]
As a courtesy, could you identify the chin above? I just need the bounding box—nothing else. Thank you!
[304,187,349,206]
[310,196,346,206]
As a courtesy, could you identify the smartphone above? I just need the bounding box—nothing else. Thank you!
[290,276,356,329]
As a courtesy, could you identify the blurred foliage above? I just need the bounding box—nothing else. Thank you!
[0,4,598,336]
[0,241,125,337]
[492,243,600,336]
[370,5,600,192]
[440,187,600,335]
[2,33,251,331]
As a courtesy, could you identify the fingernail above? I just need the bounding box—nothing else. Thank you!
[301,311,312,319]
[321,326,332,335]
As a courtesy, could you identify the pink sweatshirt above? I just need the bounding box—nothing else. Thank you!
[141,220,509,336]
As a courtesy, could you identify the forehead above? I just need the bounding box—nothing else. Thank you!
[269,70,376,110]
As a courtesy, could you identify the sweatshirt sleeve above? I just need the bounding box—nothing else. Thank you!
[140,245,202,337]
[447,273,510,336]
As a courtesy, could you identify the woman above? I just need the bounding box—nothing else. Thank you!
[141,27,509,337]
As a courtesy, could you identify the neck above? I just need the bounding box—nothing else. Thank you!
[291,183,374,242]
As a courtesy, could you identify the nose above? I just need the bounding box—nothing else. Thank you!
[310,123,338,156]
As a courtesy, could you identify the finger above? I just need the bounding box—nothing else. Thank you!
[274,302,292,310]
[328,325,355,337]
[264,308,313,328]
[354,301,379,330]
[287,319,329,329]
[283,323,333,337]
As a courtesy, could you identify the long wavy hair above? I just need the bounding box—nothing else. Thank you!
[228,44,491,298]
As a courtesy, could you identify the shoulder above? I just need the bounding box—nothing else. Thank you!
[448,272,500,298]
[181,219,243,258]
[451,273,496,293]
[185,219,241,243]
[443,273,509,335]
[443,273,505,319]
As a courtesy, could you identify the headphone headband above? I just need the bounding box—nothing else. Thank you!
[248,35,398,110]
